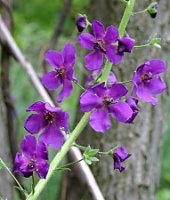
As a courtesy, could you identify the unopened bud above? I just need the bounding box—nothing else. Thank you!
[147,2,158,18]
[76,15,87,32]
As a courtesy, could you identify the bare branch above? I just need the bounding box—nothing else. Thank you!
[0,16,105,200]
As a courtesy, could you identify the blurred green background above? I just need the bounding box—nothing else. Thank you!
[9,0,170,199]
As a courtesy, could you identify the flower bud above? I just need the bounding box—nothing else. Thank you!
[76,15,87,32]
[147,2,158,18]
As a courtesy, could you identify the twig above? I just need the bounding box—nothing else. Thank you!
[0,16,105,200]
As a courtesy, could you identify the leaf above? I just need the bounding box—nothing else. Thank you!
[83,146,99,165]
[149,37,161,48]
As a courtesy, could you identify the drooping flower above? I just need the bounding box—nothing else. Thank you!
[113,146,131,172]
[147,2,158,18]
[76,15,87,32]
[80,83,133,132]
[78,20,122,70]
[24,101,69,149]
[14,135,49,178]
[117,34,135,54]
[42,43,76,102]
[132,59,166,105]
[125,97,139,123]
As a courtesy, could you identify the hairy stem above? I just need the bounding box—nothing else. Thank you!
[26,0,136,199]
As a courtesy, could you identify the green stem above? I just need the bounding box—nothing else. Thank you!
[26,1,136,199]
[118,0,136,37]
[31,175,35,194]
[0,158,26,196]
[99,60,112,84]
[57,158,84,170]
[73,80,86,91]
[101,0,135,83]
[134,43,150,48]
[26,112,90,200]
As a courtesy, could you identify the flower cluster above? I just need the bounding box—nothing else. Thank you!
[14,17,166,179]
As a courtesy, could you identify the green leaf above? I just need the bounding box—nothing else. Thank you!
[83,146,99,165]
[149,37,161,48]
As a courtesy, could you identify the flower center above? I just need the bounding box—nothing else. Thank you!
[44,111,55,125]
[28,159,36,170]
[141,72,152,82]
[103,96,113,106]
[56,67,66,79]
[94,40,106,53]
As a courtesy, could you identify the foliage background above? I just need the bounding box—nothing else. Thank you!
[10,0,170,199]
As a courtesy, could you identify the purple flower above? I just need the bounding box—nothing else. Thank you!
[80,83,133,133]
[42,43,76,102]
[14,135,49,178]
[85,71,117,89]
[78,20,122,71]
[24,101,69,149]
[125,97,139,123]
[113,146,131,172]
[132,59,166,105]
[117,34,135,54]
[76,15,87,32]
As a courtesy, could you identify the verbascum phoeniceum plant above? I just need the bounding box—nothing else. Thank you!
[0,1,166,199]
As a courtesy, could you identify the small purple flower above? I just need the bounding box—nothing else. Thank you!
[76,15,87,32]
[125,97,139,123]
[80,83,133,133]
[132,59,166,105]
[14,135,49,178]
[113,146,131,172]
[24,101,69,149]
[78,20,122,71]
[42,43,76,102]
[117,34,135,54]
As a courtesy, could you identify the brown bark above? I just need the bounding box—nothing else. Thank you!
[0,0,15,199]
[0,67,13,200]
[66,0,170,200]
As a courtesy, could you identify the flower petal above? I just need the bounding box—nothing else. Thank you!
[113,154,125,172]
[108,83,128,100]
[92,20,105,39]
[36,160,49,179]
[45,103,62,113]
[104,25,119,43]
[26,101,45,113]
[85,51,104,70]
[135,84,158,105]
[147,59,166,74]
[105,45,123,65]
[24,114,45,134]
[144,77,166,94]
[20,135,36,157]
[36,141,48,160]
[42,71,61,90]
[80,91,101,112]
[54,111,69,132]
[14,153,33,177]
[78,33,96,50]
[57,79,73,102]
[114,146,131,162]
[89,108,111,133]
[39,126,64,149]
[110,102,133,122]
[45,50,63,67]
[62,43,76,67]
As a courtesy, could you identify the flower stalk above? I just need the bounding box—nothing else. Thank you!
[26,0,136,199]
